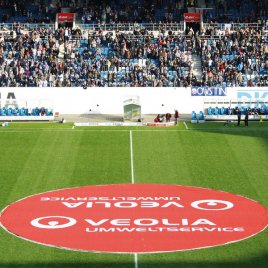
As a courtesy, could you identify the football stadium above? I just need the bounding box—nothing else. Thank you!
[0,0,268,267]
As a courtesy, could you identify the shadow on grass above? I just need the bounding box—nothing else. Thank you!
[0,252,267,268]
[189,122,268,141]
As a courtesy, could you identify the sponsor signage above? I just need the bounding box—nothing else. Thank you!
[74,122,144,127]
[146,123,174,127]
[191,86,227,96]
[184,13,201,22]
[0,184,267,253]
[237,89,268,100]
[58,13,75,22]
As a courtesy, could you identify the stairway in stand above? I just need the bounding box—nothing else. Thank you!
[192,53,203,81]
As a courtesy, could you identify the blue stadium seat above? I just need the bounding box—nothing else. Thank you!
[208,107,213,115]
[191,111,197,120]
[199,111,205,121]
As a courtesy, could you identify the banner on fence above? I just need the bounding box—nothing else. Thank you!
[184,13,201,22]
[57,13,75,22]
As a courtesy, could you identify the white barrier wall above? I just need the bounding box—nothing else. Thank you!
[0,87,268,115]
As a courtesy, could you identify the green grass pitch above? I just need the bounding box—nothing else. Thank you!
[0,121,267,268]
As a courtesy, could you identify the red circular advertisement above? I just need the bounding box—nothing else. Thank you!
[0,184,267,253]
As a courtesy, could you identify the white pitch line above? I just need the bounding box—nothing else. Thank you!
[130,130,135,184]
[134,253,138,268]
[183,121,189,130]
[1,126,266,133]
[130,130,138,268]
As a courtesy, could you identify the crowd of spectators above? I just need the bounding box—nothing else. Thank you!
[81,1,158,24]
[0,22,267,88]
[78,0,189,24]
[203,0,268,23]
[0,0,185,24]
[0,25,195,87]
[2,0,267,25]
[0,0,55,23]
[79,0,268,24]
[198,27,268,87]
[0,0,266,88]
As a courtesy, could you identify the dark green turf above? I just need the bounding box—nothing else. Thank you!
[0,122,267,267]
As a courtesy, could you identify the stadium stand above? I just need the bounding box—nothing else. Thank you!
[1,0,267,24]
[199,27,268,87]
[0,0,267,88]
[1,24,267,87]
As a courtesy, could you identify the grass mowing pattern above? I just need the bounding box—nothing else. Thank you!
[0,122,267,267]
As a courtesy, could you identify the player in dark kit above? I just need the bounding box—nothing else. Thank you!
[245,110,249,127]
[174,110,179,125]
[237,108,241,126]
[166,112,171,122]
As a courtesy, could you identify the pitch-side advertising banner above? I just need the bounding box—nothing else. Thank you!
[0,87,268,114]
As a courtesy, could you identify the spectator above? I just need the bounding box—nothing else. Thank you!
[166,112,171,122]
[0,21,267,88]
[174,110,179,125]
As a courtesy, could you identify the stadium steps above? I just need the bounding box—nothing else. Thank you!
[192,54,202,80]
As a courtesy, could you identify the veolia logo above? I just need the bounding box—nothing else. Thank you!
[191,199,233,210]
[31,216,77,229]
[0,184,267,253]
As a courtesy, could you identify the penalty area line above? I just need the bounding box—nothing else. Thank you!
[183,121,189,130]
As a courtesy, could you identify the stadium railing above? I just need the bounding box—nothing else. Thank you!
[0,22,264,33]
[203,22,264,31]
[72,23,185,32]
[0,23,55,32]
